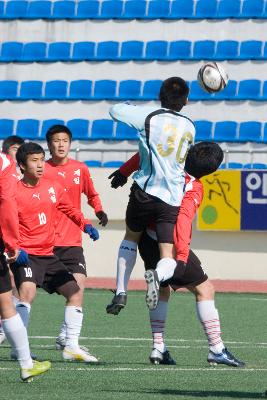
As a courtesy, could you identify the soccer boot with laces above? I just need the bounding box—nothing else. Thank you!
[20,360,51,382]
[55,336,89,352]
[144,270,159,310]
[63,346,98,363]
[207,348,245,367]
[149,349,176,365]
[106,292,127,315]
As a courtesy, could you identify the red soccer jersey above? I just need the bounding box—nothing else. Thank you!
[44,158,103,247]
[16,177,90,255]
[0,153,20,252]
[119,152,203,263]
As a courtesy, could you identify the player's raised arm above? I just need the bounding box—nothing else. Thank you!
[109,152,140,189]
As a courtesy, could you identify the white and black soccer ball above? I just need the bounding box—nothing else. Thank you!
[197,62,229,93]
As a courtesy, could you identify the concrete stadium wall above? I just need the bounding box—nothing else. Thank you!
[80,168,267,281]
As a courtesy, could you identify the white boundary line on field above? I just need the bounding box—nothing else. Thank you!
[28,336,267,346]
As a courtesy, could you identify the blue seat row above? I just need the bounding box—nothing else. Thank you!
[0,79,266,101]
[0,40,266,62]
[0,119,266,143]
[0,0,266,20]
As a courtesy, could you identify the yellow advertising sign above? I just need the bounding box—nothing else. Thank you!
[197,170,241,231]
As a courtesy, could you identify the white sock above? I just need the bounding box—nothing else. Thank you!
[196,300,225,354]
[16,302,31,329]
[65,306,83,349]
[116,240,137,295]
[58,321,67,341]
[2,314,33,369]
[149,300,168,353]
[156,258,177,282]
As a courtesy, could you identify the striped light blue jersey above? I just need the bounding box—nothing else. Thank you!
[109,103,195,206]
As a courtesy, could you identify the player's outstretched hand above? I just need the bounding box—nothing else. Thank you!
[108,170,128,189]
[84,224,99,241]
[172,260,187,280]
[96,211,108,226]
[15,249,29,266]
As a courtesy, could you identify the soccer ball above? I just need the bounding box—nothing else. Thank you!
[197,62,229,93]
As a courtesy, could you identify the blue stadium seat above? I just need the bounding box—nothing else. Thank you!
[101,1,123,19]
[66,119,90,139]
[262,81,267,100]
[264,123,267,142]
[195,121,213,141]
[147,1,170,19]
[122,1,147,19]
[40,119,65,138]
[28,1,52,18]
[142,80,162,100]
[217,0,241,18]
[84,160,102,167]
[238,41,263,60]
[193,41,216,60]
[213,80,237,100]
[47,42,71,61]
[246,163,267,169]
[120,41,144,60]
[169,0,194,19]
[214,121,238,142]
[44,80,68,100]
[91,120,114,139]
[69,80,92,100]
[22,42,47,62]
[189,81,212,101]
[227,162,243,169]
[0,119,14,138]
[20,81,43,100]
[5,1,27,18]
[1,42,23,62]
[94,80,117,100]
[0,81,18,100]
[0,2,4,18]
[52,1,75,19]
[167,41,191,60]
[215,41,239,60]
[118,80,141,100]
[76,1,99,19]
[16,119,40,139]
[239,122,262,142]
[96,41,119,61]
[145,41,168,60]
[237,80,261,100]
[103,161,124,168]
[242,0,264,18]
[195,0,217,18]
[72,42,95,61]
[115,122,139,140]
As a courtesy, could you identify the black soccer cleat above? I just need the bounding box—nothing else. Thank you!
[207,348,245,367]
[144,269,159,310]
[149,349,176,365]
[106,292,127,315]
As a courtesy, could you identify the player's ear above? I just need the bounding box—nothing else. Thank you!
[19,162,26,173]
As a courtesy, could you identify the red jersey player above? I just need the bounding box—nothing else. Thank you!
[44,124,108,350]
[0,151,51,381]
[12,142,99,363]
[107,142,244,368]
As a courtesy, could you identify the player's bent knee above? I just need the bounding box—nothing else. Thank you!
[0,291,16,318]
[18,282,37,304]
[194,280,215,301]
[58,280,81,303]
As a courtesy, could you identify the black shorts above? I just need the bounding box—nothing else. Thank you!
[126,183,179,243]
[138,231,208,290]
[0,240,12,294]
[11,254,76,294]
[54,246,87,276]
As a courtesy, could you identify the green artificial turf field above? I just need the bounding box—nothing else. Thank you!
[0,289,266,399]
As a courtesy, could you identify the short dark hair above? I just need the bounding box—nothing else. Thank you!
[185,141,224,179]
[159,77,189,112]
[2,135,25,154]
[46,125,72,144]
[16,142,45,170]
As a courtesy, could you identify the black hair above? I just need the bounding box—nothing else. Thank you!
[159,77,189,112]
[185,141,224,179]
[2,135,25,154]
[16,142,45,172]
[46,124,72,143]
